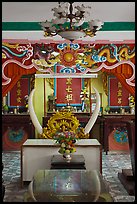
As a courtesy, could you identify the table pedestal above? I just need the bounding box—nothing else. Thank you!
[51,155,86,169]
[118,169,135,196]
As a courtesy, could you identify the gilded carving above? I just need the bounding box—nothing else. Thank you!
[102,72,109,96]
[46,78,54,90]
[30,75,35,91]
[39,111,89,139]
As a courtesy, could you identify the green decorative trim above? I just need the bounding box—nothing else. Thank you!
[2,22,41,31]
[2,22,135,31]
[102,22,135,31]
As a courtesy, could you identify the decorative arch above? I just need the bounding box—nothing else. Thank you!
[2,42,135,97]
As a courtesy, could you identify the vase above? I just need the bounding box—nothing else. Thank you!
[63,153,72,162]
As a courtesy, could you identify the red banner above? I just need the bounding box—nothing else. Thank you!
[9,78,29,107]
[56,78,82,105]
[109,77,129,107]
[55,65,82,105]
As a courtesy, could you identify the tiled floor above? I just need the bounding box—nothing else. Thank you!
[2,150,135,202]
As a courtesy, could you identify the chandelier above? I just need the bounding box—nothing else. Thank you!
[39,2,104,42]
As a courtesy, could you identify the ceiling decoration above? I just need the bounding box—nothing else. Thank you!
[39,2,104,41]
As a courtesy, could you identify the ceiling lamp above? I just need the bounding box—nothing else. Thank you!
[39,2,104,42]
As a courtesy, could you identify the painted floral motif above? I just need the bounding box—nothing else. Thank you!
[114,129,128,144]
[8,129,24,142]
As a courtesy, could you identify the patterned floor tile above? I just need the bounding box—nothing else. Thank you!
[2,150,135,202]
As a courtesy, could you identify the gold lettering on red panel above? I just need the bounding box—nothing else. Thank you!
[65,78,73,103]
[117,97,122,104]
[66,86,72,93]
[66,78,72,85]
[65,94,73,101]
[16,80,21,105]
[117,82,122,105]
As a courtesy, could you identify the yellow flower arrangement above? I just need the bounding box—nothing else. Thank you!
[53,131,79,155]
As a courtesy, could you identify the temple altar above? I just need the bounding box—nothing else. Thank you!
[21,138,102,185]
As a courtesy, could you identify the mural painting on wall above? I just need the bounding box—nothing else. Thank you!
[3,128,28,151]
[2,42,135,97]
[109,128,129,151]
